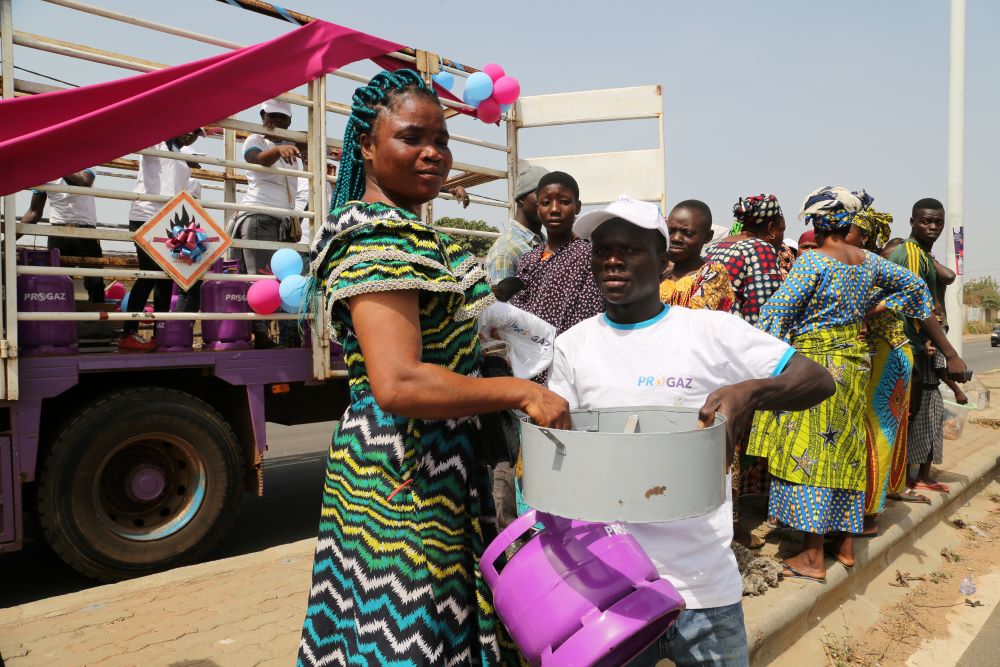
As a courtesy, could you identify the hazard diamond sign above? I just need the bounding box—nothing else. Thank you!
[133,191,233,290]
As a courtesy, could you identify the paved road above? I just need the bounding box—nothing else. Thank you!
[962,337,998,375]
[0,421,335,608]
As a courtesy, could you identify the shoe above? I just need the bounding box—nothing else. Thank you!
[118,334,157,353]
[253,336,278,350]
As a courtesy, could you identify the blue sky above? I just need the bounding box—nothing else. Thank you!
[11,0,1000,280]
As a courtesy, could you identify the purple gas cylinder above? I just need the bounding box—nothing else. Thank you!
[17,248,79,356]
[201,260,251,351]
[480,509,684,666]
[154,284,193,352]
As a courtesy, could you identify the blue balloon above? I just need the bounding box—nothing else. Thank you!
[270,248,303,281]
[432,71,454,90]
[120,291,130,311]
[279,298,299,314]
[464,71,493,104]
[462,88,481,108]
[279,274,308,309]
[500,103,513,113]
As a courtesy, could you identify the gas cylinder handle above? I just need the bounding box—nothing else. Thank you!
[479,508,538,590]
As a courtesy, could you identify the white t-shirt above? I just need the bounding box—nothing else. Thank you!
[241,134,309,214]
[35,171,97,227]
[547,305,795,610]
[129,141,193,222]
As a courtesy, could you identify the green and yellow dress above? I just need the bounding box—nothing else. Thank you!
[298,202,524,666]
[747,250,931,535]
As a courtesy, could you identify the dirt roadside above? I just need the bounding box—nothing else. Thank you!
[770,476,1000,666]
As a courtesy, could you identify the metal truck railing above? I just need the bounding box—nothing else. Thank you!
[0,0,515,400]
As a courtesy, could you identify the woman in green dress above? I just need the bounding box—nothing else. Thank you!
[298,69,570,666]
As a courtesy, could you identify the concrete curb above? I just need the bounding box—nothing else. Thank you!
[745,425,1000,665]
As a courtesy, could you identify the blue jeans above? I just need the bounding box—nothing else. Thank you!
[629,602,749,667]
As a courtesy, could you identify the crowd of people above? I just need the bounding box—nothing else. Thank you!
[21,67,973,666]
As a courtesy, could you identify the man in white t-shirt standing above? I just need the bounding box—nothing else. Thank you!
[547,195,834,667]
[234,98,309,347]
[21,169,105,303]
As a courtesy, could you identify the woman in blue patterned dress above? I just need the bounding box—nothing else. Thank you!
[298,69,570,666]
[747,187,932,583]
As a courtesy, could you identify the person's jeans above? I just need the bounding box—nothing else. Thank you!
[629,602,749,667]
[48,233,105,303]
[123,220,172,336]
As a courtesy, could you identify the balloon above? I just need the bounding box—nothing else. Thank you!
[120,291,129,312]
[500,103,513,113]
[279,274,308,309]
[482,63,505,82]
[477,97,502,124]
[280,298,299,314]
[105,281,126,301]
[432,71,454,90]
[247,279,282,315]
[464,72,493,104]
[270,248,303,281]
[492,76,521,105]
[462,88,481,108]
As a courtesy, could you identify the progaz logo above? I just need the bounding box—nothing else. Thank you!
[636,375,694,388]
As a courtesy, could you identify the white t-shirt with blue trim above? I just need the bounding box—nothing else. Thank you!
[547,305,794,609]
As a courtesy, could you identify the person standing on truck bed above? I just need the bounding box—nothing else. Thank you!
[20,168,105,303]
[232,98,309,348]
[483,163,548,300]
[119,129,204,352]
[298,68,570,667]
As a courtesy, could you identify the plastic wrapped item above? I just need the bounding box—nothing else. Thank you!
[940,386,977,441]
[960,575,977,596]
[477,301,556,379]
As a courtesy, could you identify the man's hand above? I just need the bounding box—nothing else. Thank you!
[697,381,761,468]
[275,144,301,164]
[955,389,969,405]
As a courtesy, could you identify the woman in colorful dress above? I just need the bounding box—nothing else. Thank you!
[298,69,570,666]
[705,194,786,325]
[747,187,932,582]
[658,199,735,311]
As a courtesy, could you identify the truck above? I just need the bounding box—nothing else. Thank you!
[0,0,666,581]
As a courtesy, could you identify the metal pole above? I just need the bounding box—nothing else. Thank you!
[945,0,965,357]
[1,0,16,400]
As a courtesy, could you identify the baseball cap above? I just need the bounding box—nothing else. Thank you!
[261,99,292,117]
[574,195,669,243]
[784,237,798,250]
[513,164,549,200]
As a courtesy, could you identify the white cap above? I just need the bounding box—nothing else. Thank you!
[574,194,669,244]
[261,99,292,117]
[784,238,799,250]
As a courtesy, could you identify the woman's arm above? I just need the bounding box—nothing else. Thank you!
[351,290,571,429]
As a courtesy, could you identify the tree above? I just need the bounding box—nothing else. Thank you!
[963,276,1000,308]
[434,216,499,257]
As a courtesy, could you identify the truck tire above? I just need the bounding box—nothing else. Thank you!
[36,387,245,582]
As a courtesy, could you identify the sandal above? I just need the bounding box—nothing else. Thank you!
[823,542,855,568]
[888,489,932,504]
[912,481,950,493]
[780,561,826,583]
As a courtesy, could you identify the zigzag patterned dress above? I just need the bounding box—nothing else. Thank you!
[298,202,524,666]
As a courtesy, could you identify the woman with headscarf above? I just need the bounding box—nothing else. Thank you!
[298,69,570,666]
[746,186,932,583]
[705,194,786,325]
[705,194,786,547]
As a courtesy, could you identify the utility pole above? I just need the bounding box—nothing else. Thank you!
[945,0,965,357]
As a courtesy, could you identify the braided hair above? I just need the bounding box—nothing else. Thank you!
[333,69,440,210]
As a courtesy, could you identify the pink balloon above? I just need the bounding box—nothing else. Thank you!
[247,279,282,315]
[482,63,505,82]
[477,97,502,124]
[492,76,520,105]
[105,281,126,301]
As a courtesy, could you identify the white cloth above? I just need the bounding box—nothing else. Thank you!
[35,171,97,227]
[547,305,794,610]
[129,141,192,222]
[241,134,309,213]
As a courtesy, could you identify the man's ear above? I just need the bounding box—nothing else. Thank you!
[575,200,582,215]
[705,227,715,243]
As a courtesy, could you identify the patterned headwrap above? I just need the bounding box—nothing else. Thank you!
[854,208,893,252]
[798,186,874,232]
[730,194,782,235]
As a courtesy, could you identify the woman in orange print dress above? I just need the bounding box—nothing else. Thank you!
[659,200,735,312]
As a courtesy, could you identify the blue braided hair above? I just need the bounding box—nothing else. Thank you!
[332,68,439,210]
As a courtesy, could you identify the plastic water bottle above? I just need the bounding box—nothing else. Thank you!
[959,575,977,596]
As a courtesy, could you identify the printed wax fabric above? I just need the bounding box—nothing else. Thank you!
[705,238,783,325]
[658,262,736,312]
[299,202,524,666]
